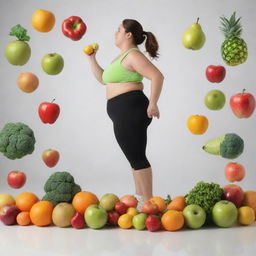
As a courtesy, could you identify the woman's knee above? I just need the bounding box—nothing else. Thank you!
[132,159,151,170]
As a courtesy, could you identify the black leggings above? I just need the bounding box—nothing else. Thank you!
[107,90,153,170]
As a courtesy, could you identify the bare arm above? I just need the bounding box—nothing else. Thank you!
[87,53,106,85]
[130,51,164,105]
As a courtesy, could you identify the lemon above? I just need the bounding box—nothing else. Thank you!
[127,207,138,217]
[238,206,255,225]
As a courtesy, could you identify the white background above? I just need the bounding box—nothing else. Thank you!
[0,0,255,200]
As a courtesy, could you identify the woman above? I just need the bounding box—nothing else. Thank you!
[87,19,164,206]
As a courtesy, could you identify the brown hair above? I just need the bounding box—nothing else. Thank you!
[122,19,159,59]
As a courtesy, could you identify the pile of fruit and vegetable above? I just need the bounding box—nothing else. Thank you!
[1,9,256,232]
[1,171,256,231]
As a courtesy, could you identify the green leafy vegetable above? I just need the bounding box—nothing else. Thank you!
[9,24,30,41]
[185,181,224,222]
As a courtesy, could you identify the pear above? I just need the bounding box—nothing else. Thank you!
[202,133,244,159]
[182,18,206,50]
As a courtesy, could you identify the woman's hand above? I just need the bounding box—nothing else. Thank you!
[147,103,160,119]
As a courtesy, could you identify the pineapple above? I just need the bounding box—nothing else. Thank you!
[219,11,248,66]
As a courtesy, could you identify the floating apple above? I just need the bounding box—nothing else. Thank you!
[0,205,20,225]
[223,184,244,208]
[7,170,26,189]
[224,162,245,182]
[205,65,226,83]
[5,24,31,66]
[41,53,64,75]
[230,89,255,118]
[42,149,60,167]
[62,16,87,41]
[204,89,226,110]
[38,99,60,124]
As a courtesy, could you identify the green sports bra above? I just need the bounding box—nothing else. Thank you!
[102,48,143,83]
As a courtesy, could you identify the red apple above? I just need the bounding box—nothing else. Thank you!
[38,99,60,124]
[230,89,255,118]
[71,212,85,229]
[222,184,244,208]
[142,201,159,215]
[42,149,60,167]
[0,205,20,225]
[7,171,26,189]
[225,162,245,182]
[114,201,128,215]
[205,65,226,83]
[119,195,138,208]
[107,211,120,226]
[145,215,161,231]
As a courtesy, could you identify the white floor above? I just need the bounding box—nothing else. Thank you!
[1,222,256,256]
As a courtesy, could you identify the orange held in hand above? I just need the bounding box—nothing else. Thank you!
[83,43,99,55]
[187,115,209,135]
[32,9,55,32]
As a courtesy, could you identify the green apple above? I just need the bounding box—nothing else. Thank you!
[132,213,147,230]
[84,204,108,229]
[183,204,206,229]
[99,193,119,211]
[52,202,76,228]
[212,200,238,228]
[204,90,226,110]
[5,40,31,65]
[41,53,64,75]
[182,18,206,50]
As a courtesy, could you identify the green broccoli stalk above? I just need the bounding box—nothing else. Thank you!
[42,171,81,206]
[202,133,244,159]
[9,24,30,41]
[185,181,224,223]
[0,122,36,159]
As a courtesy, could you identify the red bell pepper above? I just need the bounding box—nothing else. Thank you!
[62,16,87,41]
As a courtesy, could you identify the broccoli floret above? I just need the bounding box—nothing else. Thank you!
[220,133,244,159]
[0,122,36,159]
[42,171,81,206]
[202,133,244,159]
[185,181,224,222]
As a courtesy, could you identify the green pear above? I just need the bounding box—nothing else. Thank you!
[182,17,206,50]
[202,135,225,155]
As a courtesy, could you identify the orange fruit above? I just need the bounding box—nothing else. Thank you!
[30,200,54,227]
[16,211,31,226]
[32,9,55,32]
[242,190,256,215]
[17,72,39,93]
[167,196,186,211]
[72,191,99,214]
[238,206,255,225]
[161,210,184,231]
[149,196,167,212]
[83,45,94,55]
[15,192,39,211]
[187,115,208,135]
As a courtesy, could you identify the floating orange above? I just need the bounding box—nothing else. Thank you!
[32,9,55,32]
[187,115,208,135]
